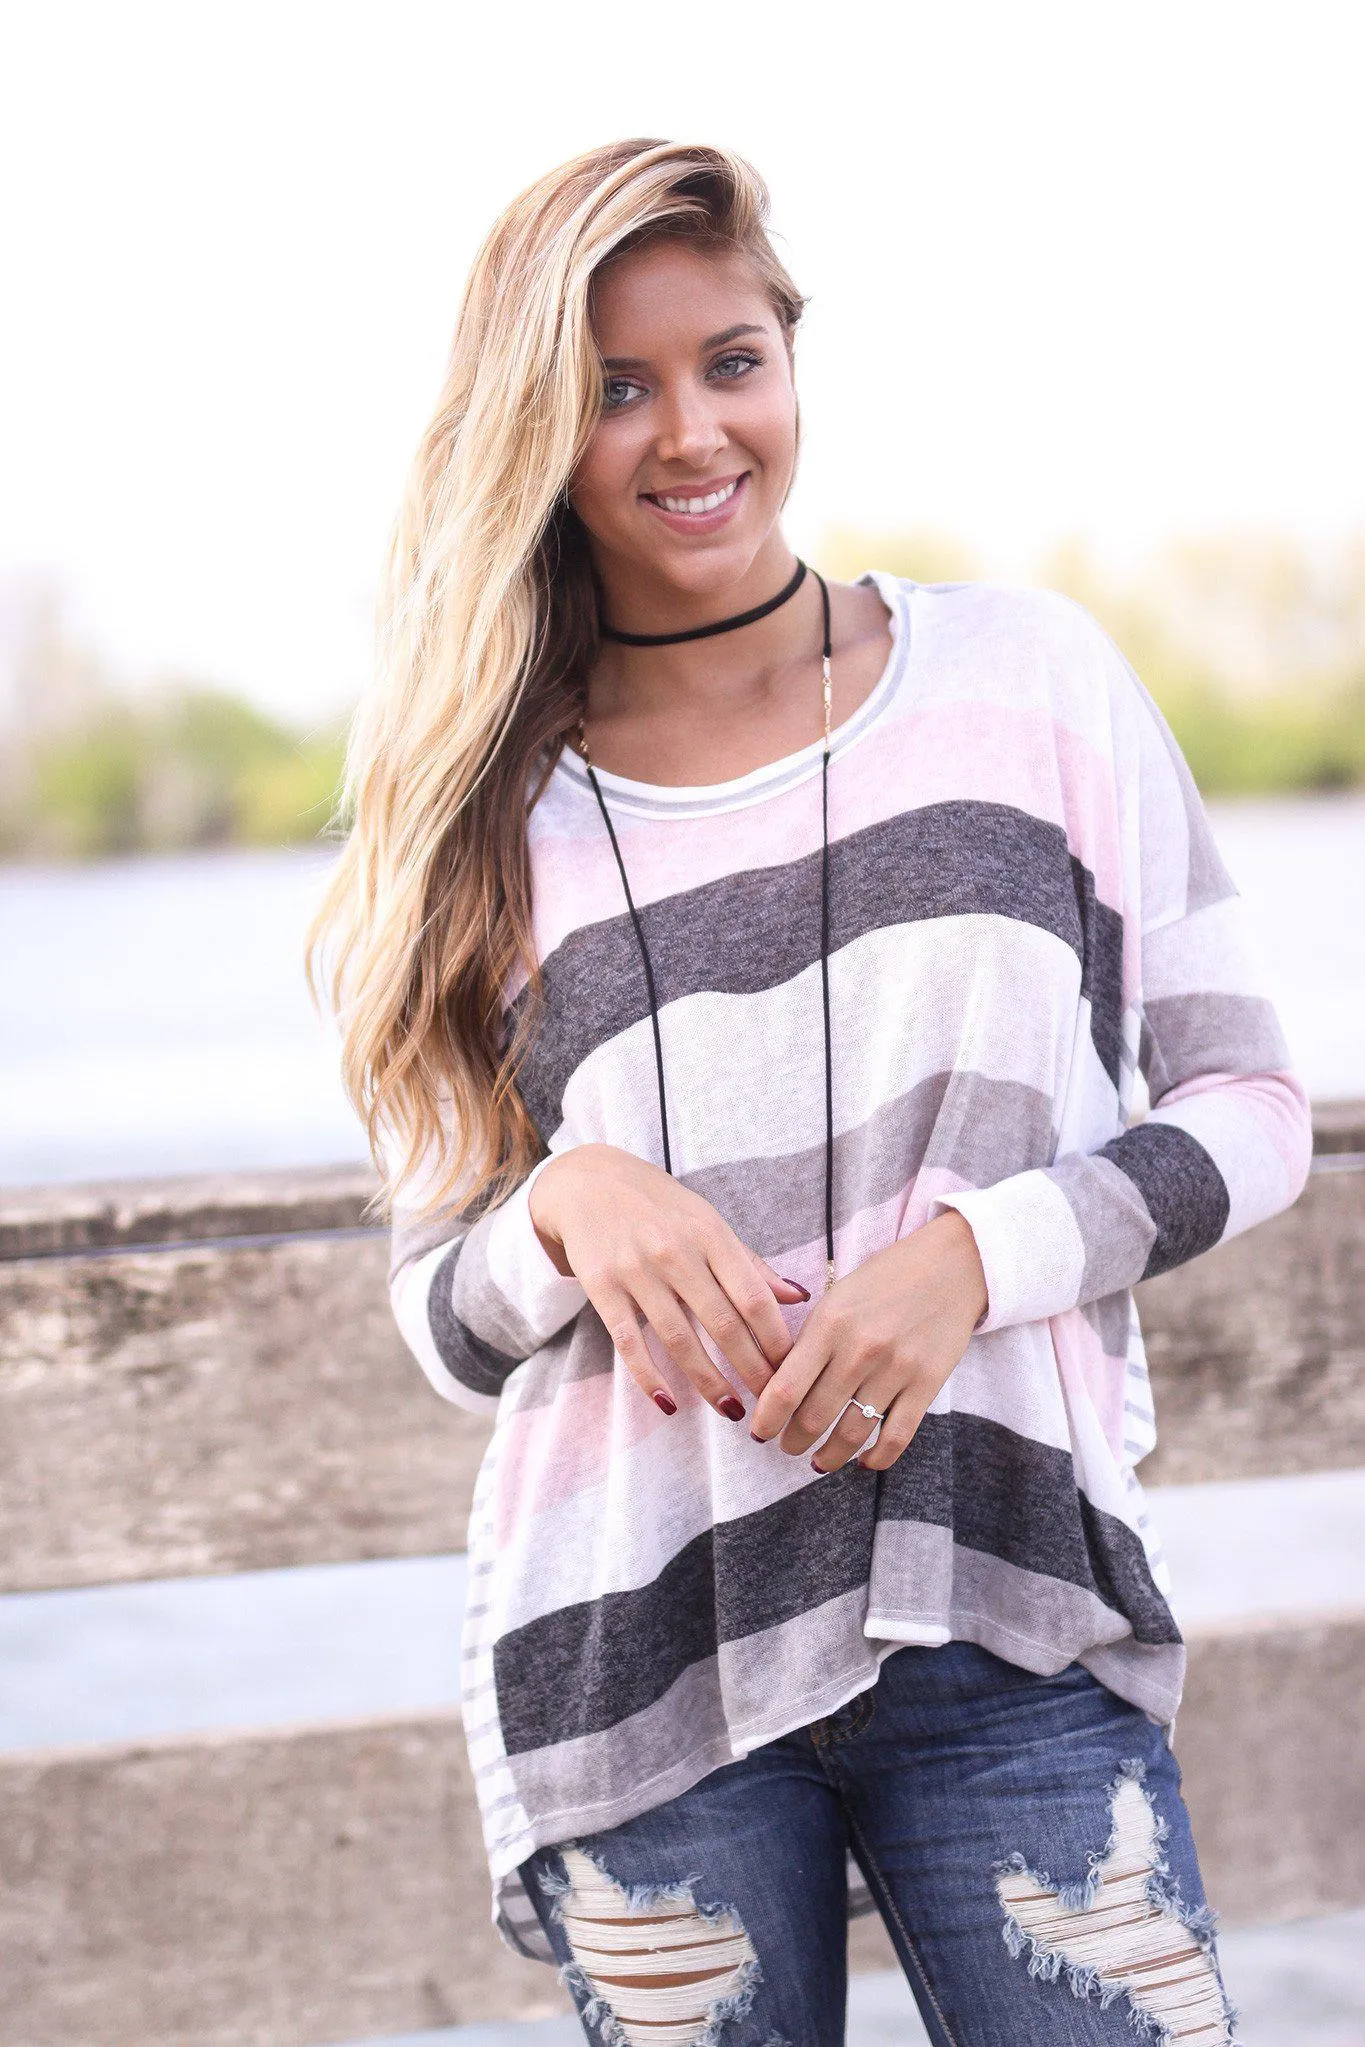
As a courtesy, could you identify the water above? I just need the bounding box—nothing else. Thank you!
[1,795,1362,1187]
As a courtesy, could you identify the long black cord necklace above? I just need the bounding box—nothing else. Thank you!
[577,559,838,1295]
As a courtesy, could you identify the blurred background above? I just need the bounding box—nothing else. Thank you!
[1,4,1362,2044]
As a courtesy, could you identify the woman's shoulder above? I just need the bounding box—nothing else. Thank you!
[877,572,1142,729]
[881,570,1112,653]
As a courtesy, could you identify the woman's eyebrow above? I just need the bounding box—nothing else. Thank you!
[701,322,766,349]
[600,323,768,370]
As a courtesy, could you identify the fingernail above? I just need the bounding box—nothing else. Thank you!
[652,1391,677,1416]
[780,1275,812,1300]
[810,1458,827,1474]
[749,1429,766,1443]
[718,1396,746,1422]
[857,1456,874,1470]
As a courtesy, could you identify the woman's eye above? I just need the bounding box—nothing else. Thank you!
[710,349,762,382]
[602,376,642,411]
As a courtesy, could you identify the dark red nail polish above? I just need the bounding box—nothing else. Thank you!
[780,1275,812,1300]
[811,1458,827,1474]
[652,1391,677,1416]
[718,1396,746,1422]
[750,1429,766,1443]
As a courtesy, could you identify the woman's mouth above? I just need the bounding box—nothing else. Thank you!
[640,472,748,533]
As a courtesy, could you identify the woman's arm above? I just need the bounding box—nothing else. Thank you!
[935,651,1313,1331]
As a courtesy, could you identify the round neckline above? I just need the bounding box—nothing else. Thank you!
[553,569,914,820]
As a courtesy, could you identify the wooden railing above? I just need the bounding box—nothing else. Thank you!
[2,1106,1363,2047]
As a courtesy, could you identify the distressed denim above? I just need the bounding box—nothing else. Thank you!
[518,1641,1236,2047]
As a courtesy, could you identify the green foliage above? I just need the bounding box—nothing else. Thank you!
[7,686,348,860]
[1154,677,1365,796]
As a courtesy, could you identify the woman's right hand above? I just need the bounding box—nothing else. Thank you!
[527,1144,809,1420]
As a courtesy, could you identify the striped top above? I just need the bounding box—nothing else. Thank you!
[388,572,1311,1959]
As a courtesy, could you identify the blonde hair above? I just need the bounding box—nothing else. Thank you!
[307,139,805,1222]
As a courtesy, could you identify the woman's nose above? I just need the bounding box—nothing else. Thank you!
[654,385,726,468]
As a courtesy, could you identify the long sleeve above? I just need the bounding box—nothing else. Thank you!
[389,1146,588,1413]
[935,631,1313,1332]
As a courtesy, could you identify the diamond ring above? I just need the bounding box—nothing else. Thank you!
[850,1398,886,1423]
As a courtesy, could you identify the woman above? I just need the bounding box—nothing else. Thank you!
[311,140,1310,2046]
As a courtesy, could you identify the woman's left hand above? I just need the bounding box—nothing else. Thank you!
[747,1211,989,1472]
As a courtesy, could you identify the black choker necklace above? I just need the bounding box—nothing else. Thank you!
[598,557,808,646]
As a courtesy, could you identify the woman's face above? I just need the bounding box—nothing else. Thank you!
[569,239,798,608]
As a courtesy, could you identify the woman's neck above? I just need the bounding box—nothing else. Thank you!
[580,570,894,788]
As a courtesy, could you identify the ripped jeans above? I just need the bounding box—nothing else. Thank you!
[518,1642,1236,2047]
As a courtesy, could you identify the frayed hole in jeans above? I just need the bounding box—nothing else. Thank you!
[553,1845,766,2047]
[995,1770,1236,2044]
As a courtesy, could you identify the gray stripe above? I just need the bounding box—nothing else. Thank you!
[507,1588,886,1836]
[681,1069,1057,1264]
[453,1205,549,1357]
[506,1650,735,1834]
[1141,991,1290,1098]
[504,1071,1059,1414]
[869,1521,1175,1679]
[1081,1288,1133,1360]
[390,1208,467,1284]
[1051,1151,1158,1300]
[878,1412,1179,1645]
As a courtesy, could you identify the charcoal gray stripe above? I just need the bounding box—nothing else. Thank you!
[1140,991,1290,1098]
[505,1589,880,1828]
[512,801,1125,1137]
[427,1240,520,1399]
[494,1465,877,1754]
[492,1411,1174,1756]
[1097,1121,1231,1278]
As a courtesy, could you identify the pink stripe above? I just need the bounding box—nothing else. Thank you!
[1050,1307,1128,1463]
[1155,1069,1312,1190]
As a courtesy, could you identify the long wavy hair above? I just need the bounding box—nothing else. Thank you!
[307,139,805,1223]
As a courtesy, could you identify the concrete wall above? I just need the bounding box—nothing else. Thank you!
[2,1108,1362,2046]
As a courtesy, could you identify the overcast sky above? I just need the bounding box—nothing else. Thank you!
[3,0,1363,724]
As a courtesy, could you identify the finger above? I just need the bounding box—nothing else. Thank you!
[678,1262,784,1399]
[748,1319,835,1442]
[753,1255,813,1306]
[853,1386,927,1471]
[631,1274,750,1421]
[590,1280,684,1416]
[705,1241,800,1370]
[807,1386,897,1472]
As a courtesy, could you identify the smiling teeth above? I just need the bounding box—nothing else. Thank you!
[656,479,739,515]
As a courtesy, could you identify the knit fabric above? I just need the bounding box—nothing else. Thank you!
[387,573,1311,1959]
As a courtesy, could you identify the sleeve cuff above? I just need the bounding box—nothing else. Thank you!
[930,1171,1088,1331]
[478,1153,589,1341]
